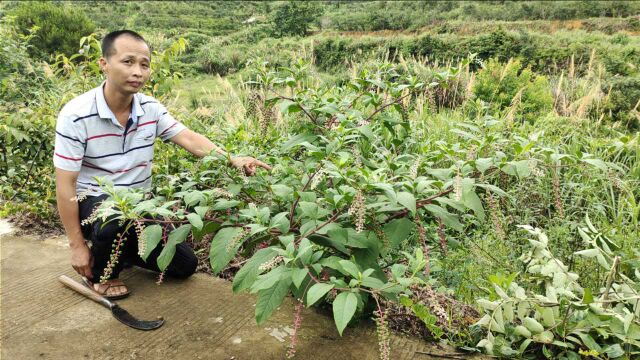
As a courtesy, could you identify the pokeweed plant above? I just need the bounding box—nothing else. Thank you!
[85,59,614,358]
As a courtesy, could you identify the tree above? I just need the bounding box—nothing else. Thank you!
[271,1,324,38]
[9,2,95,60]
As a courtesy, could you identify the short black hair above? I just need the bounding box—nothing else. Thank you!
[101,30,148,59]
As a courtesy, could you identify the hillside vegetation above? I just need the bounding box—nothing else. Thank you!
[1,2,639,359]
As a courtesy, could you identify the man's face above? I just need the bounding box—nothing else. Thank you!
[99,35,151,95]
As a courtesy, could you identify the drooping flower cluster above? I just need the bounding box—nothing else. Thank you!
[373,308,390,360]
[80,206,101,227]
[212,188,233,199]
[552,166,564,219]
[225,228,251,253]
[258,255,283,273]
[454,171,462,202]
[310,168,325,190]
[414,216,430,277]
[100,231,127,283]
[485,192,505,240]
[528,160,544,177]
[409,157,420,179]
[436,219,448,255]
[286,301,304,359]
[348,190,366,232]
[352,146,362,168]
[134,220,146,257]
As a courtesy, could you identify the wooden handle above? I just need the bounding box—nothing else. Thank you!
[58,275,112,309]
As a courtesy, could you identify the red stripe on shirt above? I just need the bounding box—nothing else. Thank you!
[55,152,82,161]
[159,122,177,137]
[114,162,149,173]
[138,120,157,128]
[86,133,122,141]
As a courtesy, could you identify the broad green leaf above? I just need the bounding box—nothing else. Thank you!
[213,200,241,210]
[383,218,415,249]
[141,224,162,261]
[251,266,289,293]
[194,206,210,217]
[271,185,293,199]
[269,212,290,233]
[333,292,358,336]
[232,248,277,293]
[209,227,245,274]
[255,277,292,325]
[156,224,191,271]
[338,260,360,278]
[396,192,416,214]
[423,204,463,231]
[186,213,203,230]
[292,268,308,288]
[281,133,316,151]
[306,283,334,306]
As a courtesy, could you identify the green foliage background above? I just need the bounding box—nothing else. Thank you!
[1,1,640,359]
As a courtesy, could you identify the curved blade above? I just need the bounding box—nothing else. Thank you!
[111,305,164,330]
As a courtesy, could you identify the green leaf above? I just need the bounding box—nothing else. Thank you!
[396,192,416,214]
[209,227,245,274]
[423,204,463,231]
[271,184,293,199]
[333,292,358,336]
[581,288,594,304]
[141,224,162,261]
[255,277,292,325]
[270,212,290,233]
[281,133,316,151]
[576,332,602,352]
[251,267,289,293]
[156,224,192,272]
[279,99,303,114]
[213,200,241,210]
[306,283,334,306]
[186,213,203,230]
[338,260,360,278]
[292,268,308,288]
[194,206,210,218]
[383,218,415,249]
[232,248,277,293]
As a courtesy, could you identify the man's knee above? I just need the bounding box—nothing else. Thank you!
[169,245,198,279]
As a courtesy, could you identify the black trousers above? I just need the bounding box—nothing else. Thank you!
[79,194,197,281]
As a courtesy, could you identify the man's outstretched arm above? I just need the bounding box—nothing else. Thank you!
[55,168,93,278]
[169,129,271,176]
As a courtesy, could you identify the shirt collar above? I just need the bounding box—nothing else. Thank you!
[95,81,145,127]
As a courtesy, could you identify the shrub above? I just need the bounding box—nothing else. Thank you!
[602,76,640,129]
[271,1,324,37]
[473,58,553,122]
[9,2,95,60]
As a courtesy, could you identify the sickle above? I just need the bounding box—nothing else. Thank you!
[59,275,164,331]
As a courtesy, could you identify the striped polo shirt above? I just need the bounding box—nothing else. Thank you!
[53,82,186,195]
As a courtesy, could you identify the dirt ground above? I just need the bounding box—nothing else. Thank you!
[0,219,480,360]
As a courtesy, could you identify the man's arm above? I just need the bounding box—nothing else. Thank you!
[170,129,271,175]
[55,168,93,279]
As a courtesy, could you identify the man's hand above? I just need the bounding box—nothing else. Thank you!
[70,241,94,279]
[230,156,272,176]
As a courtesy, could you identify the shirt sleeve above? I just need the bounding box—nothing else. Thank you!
[53,114,86,172]
[156,103,186,142]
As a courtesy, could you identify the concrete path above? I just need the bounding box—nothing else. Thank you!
[0,220,469,359]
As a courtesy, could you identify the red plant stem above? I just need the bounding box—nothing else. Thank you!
[289,165,324,229]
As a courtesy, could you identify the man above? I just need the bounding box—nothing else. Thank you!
[54,30,270,299]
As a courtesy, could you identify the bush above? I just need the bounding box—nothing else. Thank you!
[473,58,553,122]
[9,2,95,60]
[271,1,324,37]
[602,76,640,129]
